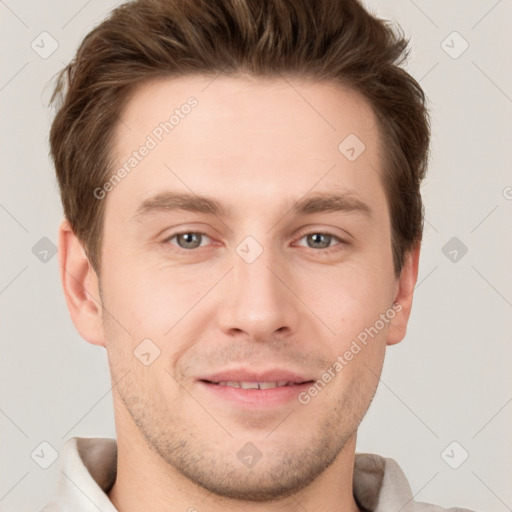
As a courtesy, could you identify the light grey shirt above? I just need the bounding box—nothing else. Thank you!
[39,437,475,512]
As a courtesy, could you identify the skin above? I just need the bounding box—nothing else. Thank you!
[59,74,420,512]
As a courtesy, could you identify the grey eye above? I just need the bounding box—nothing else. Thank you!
[304,233,335,249]
[175,232,204,249]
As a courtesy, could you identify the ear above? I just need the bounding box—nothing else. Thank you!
[58,219,106,347]
[386,243,421,346]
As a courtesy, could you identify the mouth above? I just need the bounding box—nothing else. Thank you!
[197,372,315,408]
[201,380,312,389]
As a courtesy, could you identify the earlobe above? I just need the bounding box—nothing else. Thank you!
[386,243,421,346]
[58,219,106,347]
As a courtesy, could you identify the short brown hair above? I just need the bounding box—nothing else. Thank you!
[49,0,430,277]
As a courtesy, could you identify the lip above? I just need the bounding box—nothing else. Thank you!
[198,368,314,385]
[196,368,315,409]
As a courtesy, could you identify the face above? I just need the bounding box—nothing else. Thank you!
[95,75,404,500]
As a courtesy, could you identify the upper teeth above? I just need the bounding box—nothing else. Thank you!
[216,381,292,389]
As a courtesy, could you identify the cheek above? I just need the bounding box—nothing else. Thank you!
[99,260,228,362]
[302,262,394,340]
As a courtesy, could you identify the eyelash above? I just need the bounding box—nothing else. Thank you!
[163,230,348,255]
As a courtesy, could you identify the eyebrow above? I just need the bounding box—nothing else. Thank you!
[131,191,373,222]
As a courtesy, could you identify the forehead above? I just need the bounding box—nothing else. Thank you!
[116,73,379,154]
[108,74,386,221]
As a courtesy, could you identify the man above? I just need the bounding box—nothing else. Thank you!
[42,0,474,510]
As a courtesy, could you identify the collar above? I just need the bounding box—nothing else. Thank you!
[41,437,462,512]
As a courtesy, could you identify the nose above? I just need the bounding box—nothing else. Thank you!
[216,243,301,343]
